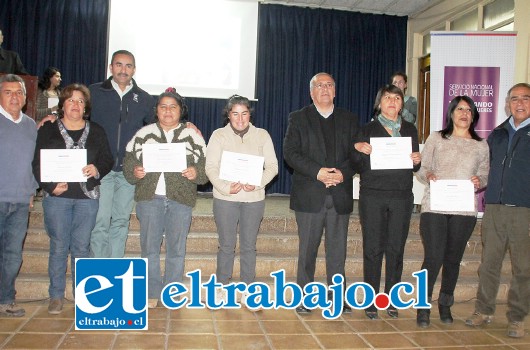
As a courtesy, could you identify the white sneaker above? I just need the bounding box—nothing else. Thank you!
[240,291,249,307]
[215,288,226,305]
[148,299,158,308]
[0,303,25,317]
[240,291,261,311]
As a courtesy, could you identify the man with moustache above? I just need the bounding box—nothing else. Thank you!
[89,50,155,258]
[466,83,530,338]
[0,74,38,316]
[284,72,361,314]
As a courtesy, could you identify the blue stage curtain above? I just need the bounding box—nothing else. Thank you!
[1,2,406,194]
[0,0,108,86]
[254,4,407,194]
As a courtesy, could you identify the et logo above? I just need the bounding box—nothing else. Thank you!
[75,258,148,330]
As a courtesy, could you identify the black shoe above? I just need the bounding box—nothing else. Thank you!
[365,310,379,320]
[296,306,311,314]
[417,309,430,328]
[387,306,398,318]
[439,305,453,324]
[327,291,352,314]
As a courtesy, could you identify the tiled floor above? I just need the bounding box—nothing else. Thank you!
[1,299,529,349]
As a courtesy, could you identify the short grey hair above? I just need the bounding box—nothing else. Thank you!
[309,72,334,90]
[0,74,26,95]
[507,82,530,96]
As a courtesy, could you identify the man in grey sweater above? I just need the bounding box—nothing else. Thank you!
[0,74,38,317]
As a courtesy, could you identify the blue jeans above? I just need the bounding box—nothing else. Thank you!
[136,196,192,299]
[0,202,29,304]
[43,196,98,299]
[90,171,135,258]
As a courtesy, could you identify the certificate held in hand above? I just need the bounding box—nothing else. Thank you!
[219,151,264,186]
[430,179,475,212]
[41,149,87,182]
[142,143,187,173]
[370,137,413,170]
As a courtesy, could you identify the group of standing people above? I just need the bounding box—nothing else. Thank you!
[0,47,528,339]
[284,72,529,339]
[284,74,421,319]
[0,49,279,314]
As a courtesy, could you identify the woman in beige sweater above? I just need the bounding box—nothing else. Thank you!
[416,96,489,328]
[205,95,278,306]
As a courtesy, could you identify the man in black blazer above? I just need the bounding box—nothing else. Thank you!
[0,29,28,75]
[284,72,361,314]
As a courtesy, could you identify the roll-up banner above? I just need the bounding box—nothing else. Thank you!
[430,32,517,139]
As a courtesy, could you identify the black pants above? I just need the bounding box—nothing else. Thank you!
[360,193,413,297]
[420,212,476,298]
[295,195,350,288]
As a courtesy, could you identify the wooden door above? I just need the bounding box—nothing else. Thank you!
[417,55,430,143]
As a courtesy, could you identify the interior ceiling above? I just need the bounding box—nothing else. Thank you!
[260,0,443,17]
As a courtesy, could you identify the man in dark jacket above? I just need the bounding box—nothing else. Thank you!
[0,29,28,75]
[284,72,361,314]
[466,83,530,338]
[89,50,155,258]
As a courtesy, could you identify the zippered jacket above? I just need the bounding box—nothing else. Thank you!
[89,78,155,171]
[484,118,530,208]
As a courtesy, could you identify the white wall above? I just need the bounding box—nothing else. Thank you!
[406,0,530,100]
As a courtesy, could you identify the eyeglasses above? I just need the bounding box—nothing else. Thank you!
[455,106,472,113]
[313,82,335,90]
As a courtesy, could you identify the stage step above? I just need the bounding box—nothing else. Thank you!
[16,195,511,303]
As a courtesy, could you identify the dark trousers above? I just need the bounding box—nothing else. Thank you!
[295,195,350,288]
[360,193,413,297]
[420,212,476,299]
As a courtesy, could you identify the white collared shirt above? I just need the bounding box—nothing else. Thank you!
[111,79,133,99]
[0,105,24,123]
[315,104,335,119]
[509,115,530,130]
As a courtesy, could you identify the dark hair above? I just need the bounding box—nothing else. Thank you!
[372,84,404,118]
[390,71,407,83]
[440,95,482,141]
[57,84,91,119]
[222,94,253,125]
[111,50,136,67]
[156,87,188,122]
[38,66,61,90]
[0,74,26,94]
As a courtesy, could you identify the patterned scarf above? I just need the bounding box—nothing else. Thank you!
[57,119,99,199]
[377,113,402,137]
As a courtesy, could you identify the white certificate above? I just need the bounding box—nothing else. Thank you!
[370,137,413,170]
[142,143,187,173]
[219,151,264,186]
[48,97,59,109]
[430,179,475,212]
[40,149,87,182]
